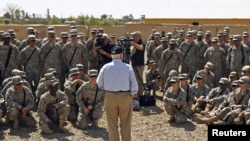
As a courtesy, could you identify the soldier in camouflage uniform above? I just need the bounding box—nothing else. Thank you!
[176,30,185,48]
[161,39,183,90]
[76,69,105,129]
[199,77,230,116]
[145,60,160,96]
[190,75,211,114]
[35,73,55,106]
[19,27,42,52]
[76,64,89,82]
[204,31,212,47]
[64,68,84,121]
[193,62,215,88]
[204,37,226,87]
[57,32,69,48]
[163,76,188,124]
[195,31,209,70]
[38,79,69,134]
[179,30,199,82]
[1,69,20,89]
[241,32,250,48]
[146,32,161,62]
[165,70,179,91]
[20,35,41,93]
[62,29,88,77]
[0,93,5,124]
[5,76,36,129]
[153,37,169,91]
[40,31,64,90]
[7,29,21,47]
[0,31,4,43]
[195,76,250,125]
[38,68,57,84]
[0,32,20,83]
[86,28,97,70]
[226,35,249,78]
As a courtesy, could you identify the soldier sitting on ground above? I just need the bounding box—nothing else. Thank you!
[38,79,70,134]
[76,69,105,129]
[5,76,36,129]
[145,60,160,96]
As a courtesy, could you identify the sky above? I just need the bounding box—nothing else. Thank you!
[0,0,250,19]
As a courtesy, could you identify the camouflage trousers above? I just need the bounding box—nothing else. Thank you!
[164,104,188,124]
[39,105,69,134]
[76,107,103,129]
[7,107,36,127]
[68,105,78,121]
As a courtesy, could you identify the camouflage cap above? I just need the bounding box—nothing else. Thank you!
[205,31,211,36]
[91,28,98,33]
[186,30,194,36]
[178,30,184,34]
[70,25,76,29]
[196,74,203,79]
[89,69,98,77]
[70,68,80,75]
[110,34,115,38]
[197,31,203,36]
[47,78,59,86]
[60,32,69,38]
[205,62,214,69]
[212,37,218,43]
[131,31,141,36]
[170,76,180,83]
[151,29,157,34]
[17,71,26,78]
[149,60,157,65]
[11,69,20,76]
[169,70,178,77]
[7,29,16,35]
[243,32,249,37]
[47,26,54,31]
[78,32,85,36]
[224,27,230,32]
[76,64,84,71]
[241,65,250,75]
[12,76,23,85]
[27,27,35,34]
[167,32,173,37]
[233,35,241,41]
[48,31,55,37]
[239,76,250,84]
[2,32,10,38]
[169,39,177,45]
[179,73,189,80]
[217,31,224,37]
[0,30,4,35]
[28,35,36,41]
[229,71,237,77]
[219,77,229,85]
[231,80,239,86]
[44,73,55,80]
[46,68,57,74]
[69,29,77,36]
[160,37,168,42]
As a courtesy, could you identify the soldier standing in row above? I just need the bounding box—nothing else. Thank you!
[38,79,69,134]
[196,31,209,70]
[76,69,105,129]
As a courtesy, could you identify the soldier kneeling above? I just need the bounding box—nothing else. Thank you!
[38,79,70,134]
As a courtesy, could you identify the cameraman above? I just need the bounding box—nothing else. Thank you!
[92,33,113,70]
[130,31,145,97]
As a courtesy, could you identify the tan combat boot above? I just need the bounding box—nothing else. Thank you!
[13,118,19,129]
[200,107,210,116]
[195,116,218,124]
[59,119,69,133]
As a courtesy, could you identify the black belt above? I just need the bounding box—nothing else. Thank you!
[106,90,130,93]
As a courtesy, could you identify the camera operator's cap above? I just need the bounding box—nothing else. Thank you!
[7,29,16,35]
[28,35,36,42]
[212,37,218,43]
[160,37,168,42]
[69,29,77,36]
[17,71,26,78]
[89,69,98,77]
[76,64,84,71]
[46,68,57,74]
[2,32,10,38]
[197,31,203,36]
[243,32,249,37]
[44,72,55,80]
[241,65,250,75]
[60,32,69,38]
[47,26,54,31]
[169,70,178,77]
[205,31,211,36]
[169,39,177,45]
[239,76,250,84]
[205,62,214,69]
[12,76,23,85]
[229,71,237,77]
[48,31,55,37]
[217,31,224,37]
[179,73,189,80]
[219,77,229,85]
[131,31,141,36]
[70,67,80,75]
[231,80,239,86]
[170,76,180,83]
[149,60,157,65]
[111,45,123,54]
[233,35,241,41]
[186,30,194,36]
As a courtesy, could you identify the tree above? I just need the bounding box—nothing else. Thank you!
[4,3,21,23]
[3,12,11,19]
[101,14,108,19]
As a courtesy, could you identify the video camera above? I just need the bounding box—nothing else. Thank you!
[117,33,134,64]
[95,32,104,48]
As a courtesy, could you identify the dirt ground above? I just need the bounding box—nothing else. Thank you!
[0,90,208,141]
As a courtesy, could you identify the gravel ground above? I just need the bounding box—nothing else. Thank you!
[0,91,208,141]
